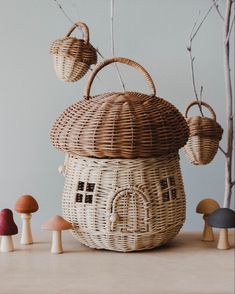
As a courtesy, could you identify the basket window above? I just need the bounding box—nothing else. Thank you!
[162,191,170,202]
[171,189,177,199]
[76,193,83,203]
[160,179,168,190]
[169,176,175,186]
[86,183,95,192]
[85,194,93,203]
[160,176,177,202]
[77,181,85,191]
[75,181,95,204]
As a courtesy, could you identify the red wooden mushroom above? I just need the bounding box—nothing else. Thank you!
[15,195,39,244]
[0,209,18,252]
[41,215,72,254]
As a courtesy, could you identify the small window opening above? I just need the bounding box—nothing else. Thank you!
[160,176,177,202]
[75,181,95,204]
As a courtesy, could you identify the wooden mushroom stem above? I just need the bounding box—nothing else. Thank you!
[202,215,214,241]
[51,231,63,254]
[21,213,33,245]
[217,228,230,250]
[0,236,14,252]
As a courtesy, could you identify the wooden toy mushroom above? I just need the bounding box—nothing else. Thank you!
[0,209,18,252]
[41,215,72,254]
[15,195,39,245]
[196,198,220,241]
[208,208,235,250]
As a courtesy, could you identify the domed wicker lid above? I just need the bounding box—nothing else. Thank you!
[185,101,223,140]
[51,57,189,159]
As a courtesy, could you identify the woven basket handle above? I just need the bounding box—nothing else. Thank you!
[66,21,89,44]
[185,100,217,120]
[84,57,156,98]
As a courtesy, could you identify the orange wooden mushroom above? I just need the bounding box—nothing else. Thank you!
[196,198,220,241]
[41,215,72,254]
[15,195,39,245]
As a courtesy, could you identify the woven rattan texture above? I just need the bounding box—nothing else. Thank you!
[51,92,189,158]
[62,153,186,252]
[184,101,223,165]
[50,22,97,82]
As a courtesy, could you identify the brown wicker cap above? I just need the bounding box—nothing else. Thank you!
[51,57,189,159]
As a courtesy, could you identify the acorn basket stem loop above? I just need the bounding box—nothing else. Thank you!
[185,100,217,121]
[84,57,156,99]
[65,21,89,44]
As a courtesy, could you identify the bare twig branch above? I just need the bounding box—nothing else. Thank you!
[231,180,235,187]
[53,0,74,25]
[96,48,105,59]
[187,46,204,116]
[219,146,228,156]
[187,1,223,117]
[110,0,126,91]
[190,11,201,39]
[199,86,203,101]
[187,44,204,116]
[223,0,234,208]
[226,14,235,43]
[212,0,225,21]
[191,1,218,41]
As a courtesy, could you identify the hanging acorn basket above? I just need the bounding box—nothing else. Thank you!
[49,21,97,82]
[184,100,223,165]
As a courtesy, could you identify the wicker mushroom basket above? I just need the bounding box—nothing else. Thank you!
[184,101,223,165]
[50,21,97,82]
[51,57,189,252]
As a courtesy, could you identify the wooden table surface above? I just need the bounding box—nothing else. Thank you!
[0,231,234,294]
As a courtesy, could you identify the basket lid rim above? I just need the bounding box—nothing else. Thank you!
[84,91,158,104]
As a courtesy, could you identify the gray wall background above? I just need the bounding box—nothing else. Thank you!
[0,0,233,231]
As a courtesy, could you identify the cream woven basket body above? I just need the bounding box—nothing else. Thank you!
[50,21,97,82]
[62,153,185,252]
[51,57,189,252]
[184,101,223,165]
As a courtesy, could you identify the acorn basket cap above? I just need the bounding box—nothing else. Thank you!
[184,101,223,165]
[51,57,189,159]
[49,21,97,82]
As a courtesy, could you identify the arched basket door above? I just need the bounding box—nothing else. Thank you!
[109,187,150,233]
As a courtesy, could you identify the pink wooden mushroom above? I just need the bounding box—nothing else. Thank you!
[15,195,39,245]
[41,215,72,254]
[0,209,18,252]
